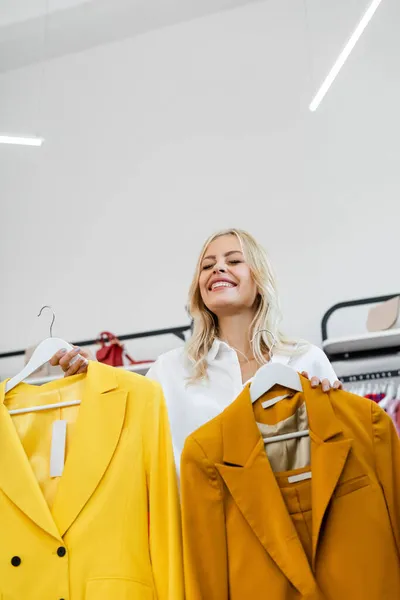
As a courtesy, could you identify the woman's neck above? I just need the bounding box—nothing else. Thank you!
[218,311,255,360]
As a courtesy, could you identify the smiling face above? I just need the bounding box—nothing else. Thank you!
[198,234,259,317]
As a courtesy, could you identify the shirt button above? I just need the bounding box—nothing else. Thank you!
[57,547,67,557]
[11,556,21,567]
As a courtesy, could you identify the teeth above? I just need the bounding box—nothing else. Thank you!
[211,281,234,290]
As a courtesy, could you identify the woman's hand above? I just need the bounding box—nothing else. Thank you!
[50,346,91,377]
[301,372,343,393]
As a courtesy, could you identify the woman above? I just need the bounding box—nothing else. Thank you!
[51,228,341,471]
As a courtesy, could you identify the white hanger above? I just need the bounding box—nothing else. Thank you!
[250,362,303,403]
[249,330,308,445]
[5,307,83,414]
[263,429,309,444]
[249,330,303,404]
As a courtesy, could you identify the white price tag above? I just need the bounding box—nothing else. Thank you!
[261,394,290,409]
[288,471,312,484]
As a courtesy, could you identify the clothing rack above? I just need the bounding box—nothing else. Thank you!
[321,294,400,361]
[0,325,192,360]
[321,293,400,402]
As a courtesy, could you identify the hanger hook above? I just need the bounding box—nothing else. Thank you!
[251,328,276,360]
[37,305,55,338]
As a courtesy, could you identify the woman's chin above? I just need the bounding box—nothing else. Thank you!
[207,299,243,314]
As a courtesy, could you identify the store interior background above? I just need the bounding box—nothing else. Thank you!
[1,0,399,375]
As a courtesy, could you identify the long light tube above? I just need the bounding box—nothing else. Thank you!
[309,0,384,112]
[0,135,44,146]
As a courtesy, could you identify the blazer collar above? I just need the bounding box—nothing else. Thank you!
[221,376,343,467]
[216,375,351,595]
[0,361,127,540]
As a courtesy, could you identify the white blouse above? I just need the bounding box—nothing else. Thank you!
[146,340,337,475]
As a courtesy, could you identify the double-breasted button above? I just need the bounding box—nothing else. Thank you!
[57,546,66,557]
[11,556,21,567]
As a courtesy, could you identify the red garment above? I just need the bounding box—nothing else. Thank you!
[365,393,386,403]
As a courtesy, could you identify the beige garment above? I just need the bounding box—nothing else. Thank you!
[257,403,310,472]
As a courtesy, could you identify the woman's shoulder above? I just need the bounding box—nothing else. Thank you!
[152,346,187,368]
[294,342,328,360]
[146,346,188,382]
[279,341,337,382]
[275,341,326,359]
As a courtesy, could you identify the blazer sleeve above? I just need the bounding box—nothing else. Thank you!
[372,401,400,557]
[180,436,229,600]
[143,383,184,600]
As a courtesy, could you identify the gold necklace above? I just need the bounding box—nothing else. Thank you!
[238,356,257,365]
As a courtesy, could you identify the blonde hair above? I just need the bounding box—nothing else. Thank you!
[186,228,306,381]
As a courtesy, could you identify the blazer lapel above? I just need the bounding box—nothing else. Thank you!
[0,382,61,541]
[216,387,317,597]
[301,381,352,569]
[52,362,127,537]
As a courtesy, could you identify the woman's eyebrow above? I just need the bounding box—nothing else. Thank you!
[202,250,243,261]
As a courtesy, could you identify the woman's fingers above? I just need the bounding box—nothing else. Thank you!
[49,348,68,367]
[49,346,89,378]
[301,372,343,392]
[302,373,324,389]
[321,378,331,392]
[63,354,89,378]
[310,376,321,388]
[58,348,81,372]
[76,362,89,375]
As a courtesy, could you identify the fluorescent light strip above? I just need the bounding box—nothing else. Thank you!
[0,135,44,146]
[309,0,384,112]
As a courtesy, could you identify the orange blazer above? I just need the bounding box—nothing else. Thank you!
[180,377,400,599]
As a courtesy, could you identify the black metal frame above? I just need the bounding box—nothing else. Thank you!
[321,294,400,342]
[327,346,400,362]
[0,325,192,360]
[341,369,400,384]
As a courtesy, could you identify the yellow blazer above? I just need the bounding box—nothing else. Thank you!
[181,377,400,599]
[0,361,184,600]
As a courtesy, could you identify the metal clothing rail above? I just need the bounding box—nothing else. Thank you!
[341,369,400,384]
[0,325,192,360]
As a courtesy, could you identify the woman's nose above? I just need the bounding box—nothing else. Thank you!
[213,263,226,273]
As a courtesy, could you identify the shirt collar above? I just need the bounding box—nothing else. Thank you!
[207,339,232,362]
[207,338,291,366]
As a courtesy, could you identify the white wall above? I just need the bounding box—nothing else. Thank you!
[1,0,400,377]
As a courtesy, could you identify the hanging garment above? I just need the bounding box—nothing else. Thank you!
[147,339,338,476]
[257,402,310,472]
[365,392,386,403]
[180,376,400,600]
[0,361,184,600]
[387,397,400,435]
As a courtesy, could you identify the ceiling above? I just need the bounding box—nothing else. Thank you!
[0,0,263,73]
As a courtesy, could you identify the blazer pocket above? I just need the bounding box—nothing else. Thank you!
[334,474,370,498]
[86,577,153,600]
